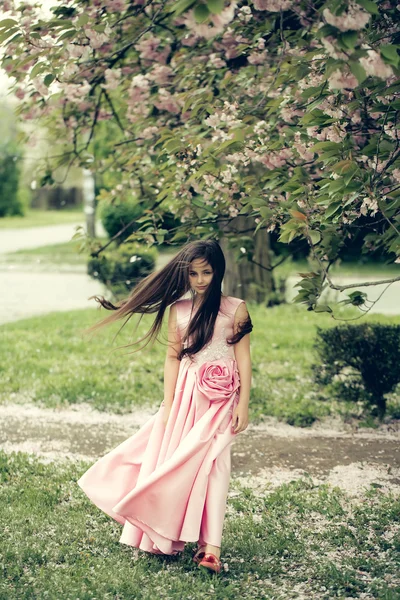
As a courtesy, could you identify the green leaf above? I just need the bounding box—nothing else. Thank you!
[58,30,77,41]
[0,26,18,43]
[354,0,379,14]
[0,18,18,29]
[324,201,342,219]
[207,0,224,13]
[340,31,358,50]
[259,206,273,219]
[309,230,321,245]
[312,141,341,153]
[349,61,367,84]
[380,45,400,67]
[30,62,46,79]
[194,3,210,23]
[164,139,182,153]
[77,14,89,26]
[170,0,197,15]
[314,304,333,313]
[44,74,55,87]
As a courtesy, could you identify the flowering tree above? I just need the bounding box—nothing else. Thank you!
[1,0,399,313]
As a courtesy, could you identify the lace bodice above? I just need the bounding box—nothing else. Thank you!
[174,295,245,365]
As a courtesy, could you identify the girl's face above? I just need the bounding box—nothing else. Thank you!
[189,258,214,295]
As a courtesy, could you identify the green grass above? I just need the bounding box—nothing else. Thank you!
[0,238,108,266]
[1,450,399,599]
[274,256,400,280]
[0,208,86,229]
[0,303,399,426]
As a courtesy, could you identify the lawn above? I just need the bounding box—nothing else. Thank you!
[1,302,399,427]
[0,208,86,229]
[1,450,399,599]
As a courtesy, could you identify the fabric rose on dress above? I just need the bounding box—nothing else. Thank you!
[196,357,240,403]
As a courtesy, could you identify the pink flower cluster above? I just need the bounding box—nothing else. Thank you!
[105,0,128,11]
[293,133,314,161]
[213,28,251,60]
[101,68,121,91]
[359,50,393,80]
[323,1,370,31]
[184,2,238,40]
[253,0,292,11]
[254,148,294,169]
[154,89,181,114]
[135,35,171,65]
[328,69,358,90]
[84,26,110,50]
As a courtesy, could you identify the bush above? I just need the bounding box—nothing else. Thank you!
[0,144,24,217]
[99,197,146,245]
[313,323,400,420]
[87,241,158,299]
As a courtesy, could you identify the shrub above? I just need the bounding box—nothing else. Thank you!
[87,241,158,299]
[99,197,146,245]
[0,144,24,217]
[313,323,400,420]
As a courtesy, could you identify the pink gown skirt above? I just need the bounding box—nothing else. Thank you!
[77,354,240,555]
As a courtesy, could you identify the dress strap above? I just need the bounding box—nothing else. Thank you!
[222,296,245,324]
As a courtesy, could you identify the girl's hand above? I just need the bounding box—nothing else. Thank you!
[232,402,249,434]
[163,404,171,427]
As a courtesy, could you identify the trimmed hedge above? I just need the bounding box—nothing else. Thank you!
[313,323,400,420]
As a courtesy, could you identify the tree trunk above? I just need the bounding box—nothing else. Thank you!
[220,215,276,303]
[83,168,96,238]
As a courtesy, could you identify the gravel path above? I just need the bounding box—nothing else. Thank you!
[1,402,399,498]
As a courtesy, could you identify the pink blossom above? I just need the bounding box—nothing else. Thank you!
[321,36,348,59]
[135,36,171,65]
[247,50,268,65]
[3,0,14,12]
[15,88,25,100]
[181,34,200,47]
[323,2,370,31]
[328,69,358,90]
[213,28,251,60]
[154,89,181,114]
[391,169,400,183]
[140,126,159,140]
[253,0,292,11]
[293,141,314,161]
[62,81,91,103]
[208,53,227,68]
[105,0,128,11]
[85,28,109,50]
[32,77,48,97]
[359,50,394,79]
[147,65,174,85]
[280,106,304,123]
[101,68,121,91]
[184,1,237,39]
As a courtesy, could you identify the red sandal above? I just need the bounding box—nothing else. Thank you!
[192,546,206,564]
[198,552,222,573]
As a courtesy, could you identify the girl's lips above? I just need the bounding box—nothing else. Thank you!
[197,286,207,289]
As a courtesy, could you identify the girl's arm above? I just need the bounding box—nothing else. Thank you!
[163,303,182,410]
[233,301,252,433]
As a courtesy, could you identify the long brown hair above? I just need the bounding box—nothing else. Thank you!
[83,239,252,359]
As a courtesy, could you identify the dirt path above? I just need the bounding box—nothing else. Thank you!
[2,402,399,498]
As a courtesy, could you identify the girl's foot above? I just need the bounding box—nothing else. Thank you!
[198,553,222,574]
[193,544,206,563]
[204,543,220,559]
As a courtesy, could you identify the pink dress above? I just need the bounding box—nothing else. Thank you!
[77,294,245,555]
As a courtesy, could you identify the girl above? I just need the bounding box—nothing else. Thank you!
[77,239,253,573]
